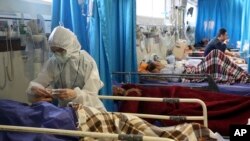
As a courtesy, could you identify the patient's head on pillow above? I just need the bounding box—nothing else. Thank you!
[138,61,149,73]
[146,61,164,73]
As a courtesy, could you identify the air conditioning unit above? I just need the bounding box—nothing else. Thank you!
[0,11,21,19]
[175,0,187,7]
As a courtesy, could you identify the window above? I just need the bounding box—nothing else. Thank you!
[136,0,165,18]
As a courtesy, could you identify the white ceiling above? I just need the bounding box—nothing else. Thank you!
[21,0,52,5]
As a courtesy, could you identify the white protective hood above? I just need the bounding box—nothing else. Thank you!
[48,26,81,59]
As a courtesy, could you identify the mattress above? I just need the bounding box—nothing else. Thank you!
[140,79,250,96]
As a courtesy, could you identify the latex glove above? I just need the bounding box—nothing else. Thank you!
[52,89,76,101]
[31,86,52,102]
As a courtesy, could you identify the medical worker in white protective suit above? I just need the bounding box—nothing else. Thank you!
[26,26,106,110]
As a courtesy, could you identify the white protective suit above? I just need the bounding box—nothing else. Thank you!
[27,26,105,110]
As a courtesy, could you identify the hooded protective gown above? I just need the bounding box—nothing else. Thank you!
[26,26,105,110]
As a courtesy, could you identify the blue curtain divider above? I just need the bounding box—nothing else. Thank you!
[240,0,250,72]
[195,0,243,48]
[89,0,113,111]
[89,0,137,111]
[51,0,89,52]
[51,0,137,111]
[196,0,250,72]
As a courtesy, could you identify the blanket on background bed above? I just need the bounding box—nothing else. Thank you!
[72,104,217,141]
[184,49,249,84]
[119,84,250,136]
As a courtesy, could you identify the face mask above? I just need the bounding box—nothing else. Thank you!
[54,52,70,63]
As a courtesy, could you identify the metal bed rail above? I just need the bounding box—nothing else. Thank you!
[0,95,208,141]
[99,95,208,127]
[112,72,219,92]
[0,125,173,141]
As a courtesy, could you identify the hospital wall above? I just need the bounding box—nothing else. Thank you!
[0,0,51,17]
[0,0,51,103]
[0,51,31,103]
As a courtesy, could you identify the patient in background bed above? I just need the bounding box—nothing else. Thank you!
[0,99,220,141]
[138,60,149,73]
[143,58,185,82]
[140,49,249,84]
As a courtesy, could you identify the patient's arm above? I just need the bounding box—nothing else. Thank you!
[225,49,241,58]
[228,56,246,64]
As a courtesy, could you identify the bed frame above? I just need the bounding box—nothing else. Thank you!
[0,96,208,141]
[112,72,219,92]
[0,125,173,141]
[99,95,208,127]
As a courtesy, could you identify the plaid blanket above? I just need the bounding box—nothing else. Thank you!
[71,104,217,141]
[184,49,249,84]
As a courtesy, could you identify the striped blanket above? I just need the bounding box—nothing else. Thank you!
[71,104,217,141]
[185,49,249,84]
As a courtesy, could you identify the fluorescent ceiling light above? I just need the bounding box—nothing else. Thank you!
[21,0,52,4]
[42,0,52,2]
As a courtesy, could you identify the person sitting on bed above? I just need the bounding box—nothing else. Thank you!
[26,26,105,110]
[185,49,249,84]
[204,28,236,57]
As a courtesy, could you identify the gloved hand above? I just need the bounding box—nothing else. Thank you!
[52,89,76,101]
[31,86,52,102]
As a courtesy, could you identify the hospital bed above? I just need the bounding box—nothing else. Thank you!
[0,96,214,141]
[112,72,219,92]
[112,72,250,96]
[141,75,250,96]
[114,83,250,137]
[100,95,208,127]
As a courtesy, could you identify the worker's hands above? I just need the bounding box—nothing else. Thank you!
[31,86,53,103]
[31,87,76,102]
[52,89,77,101]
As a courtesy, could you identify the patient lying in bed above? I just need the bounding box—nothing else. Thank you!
[0,99,219,141]
[141,49,249,84]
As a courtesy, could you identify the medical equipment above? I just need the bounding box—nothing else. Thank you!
[25,16,49,80]
[0,26,15,89]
